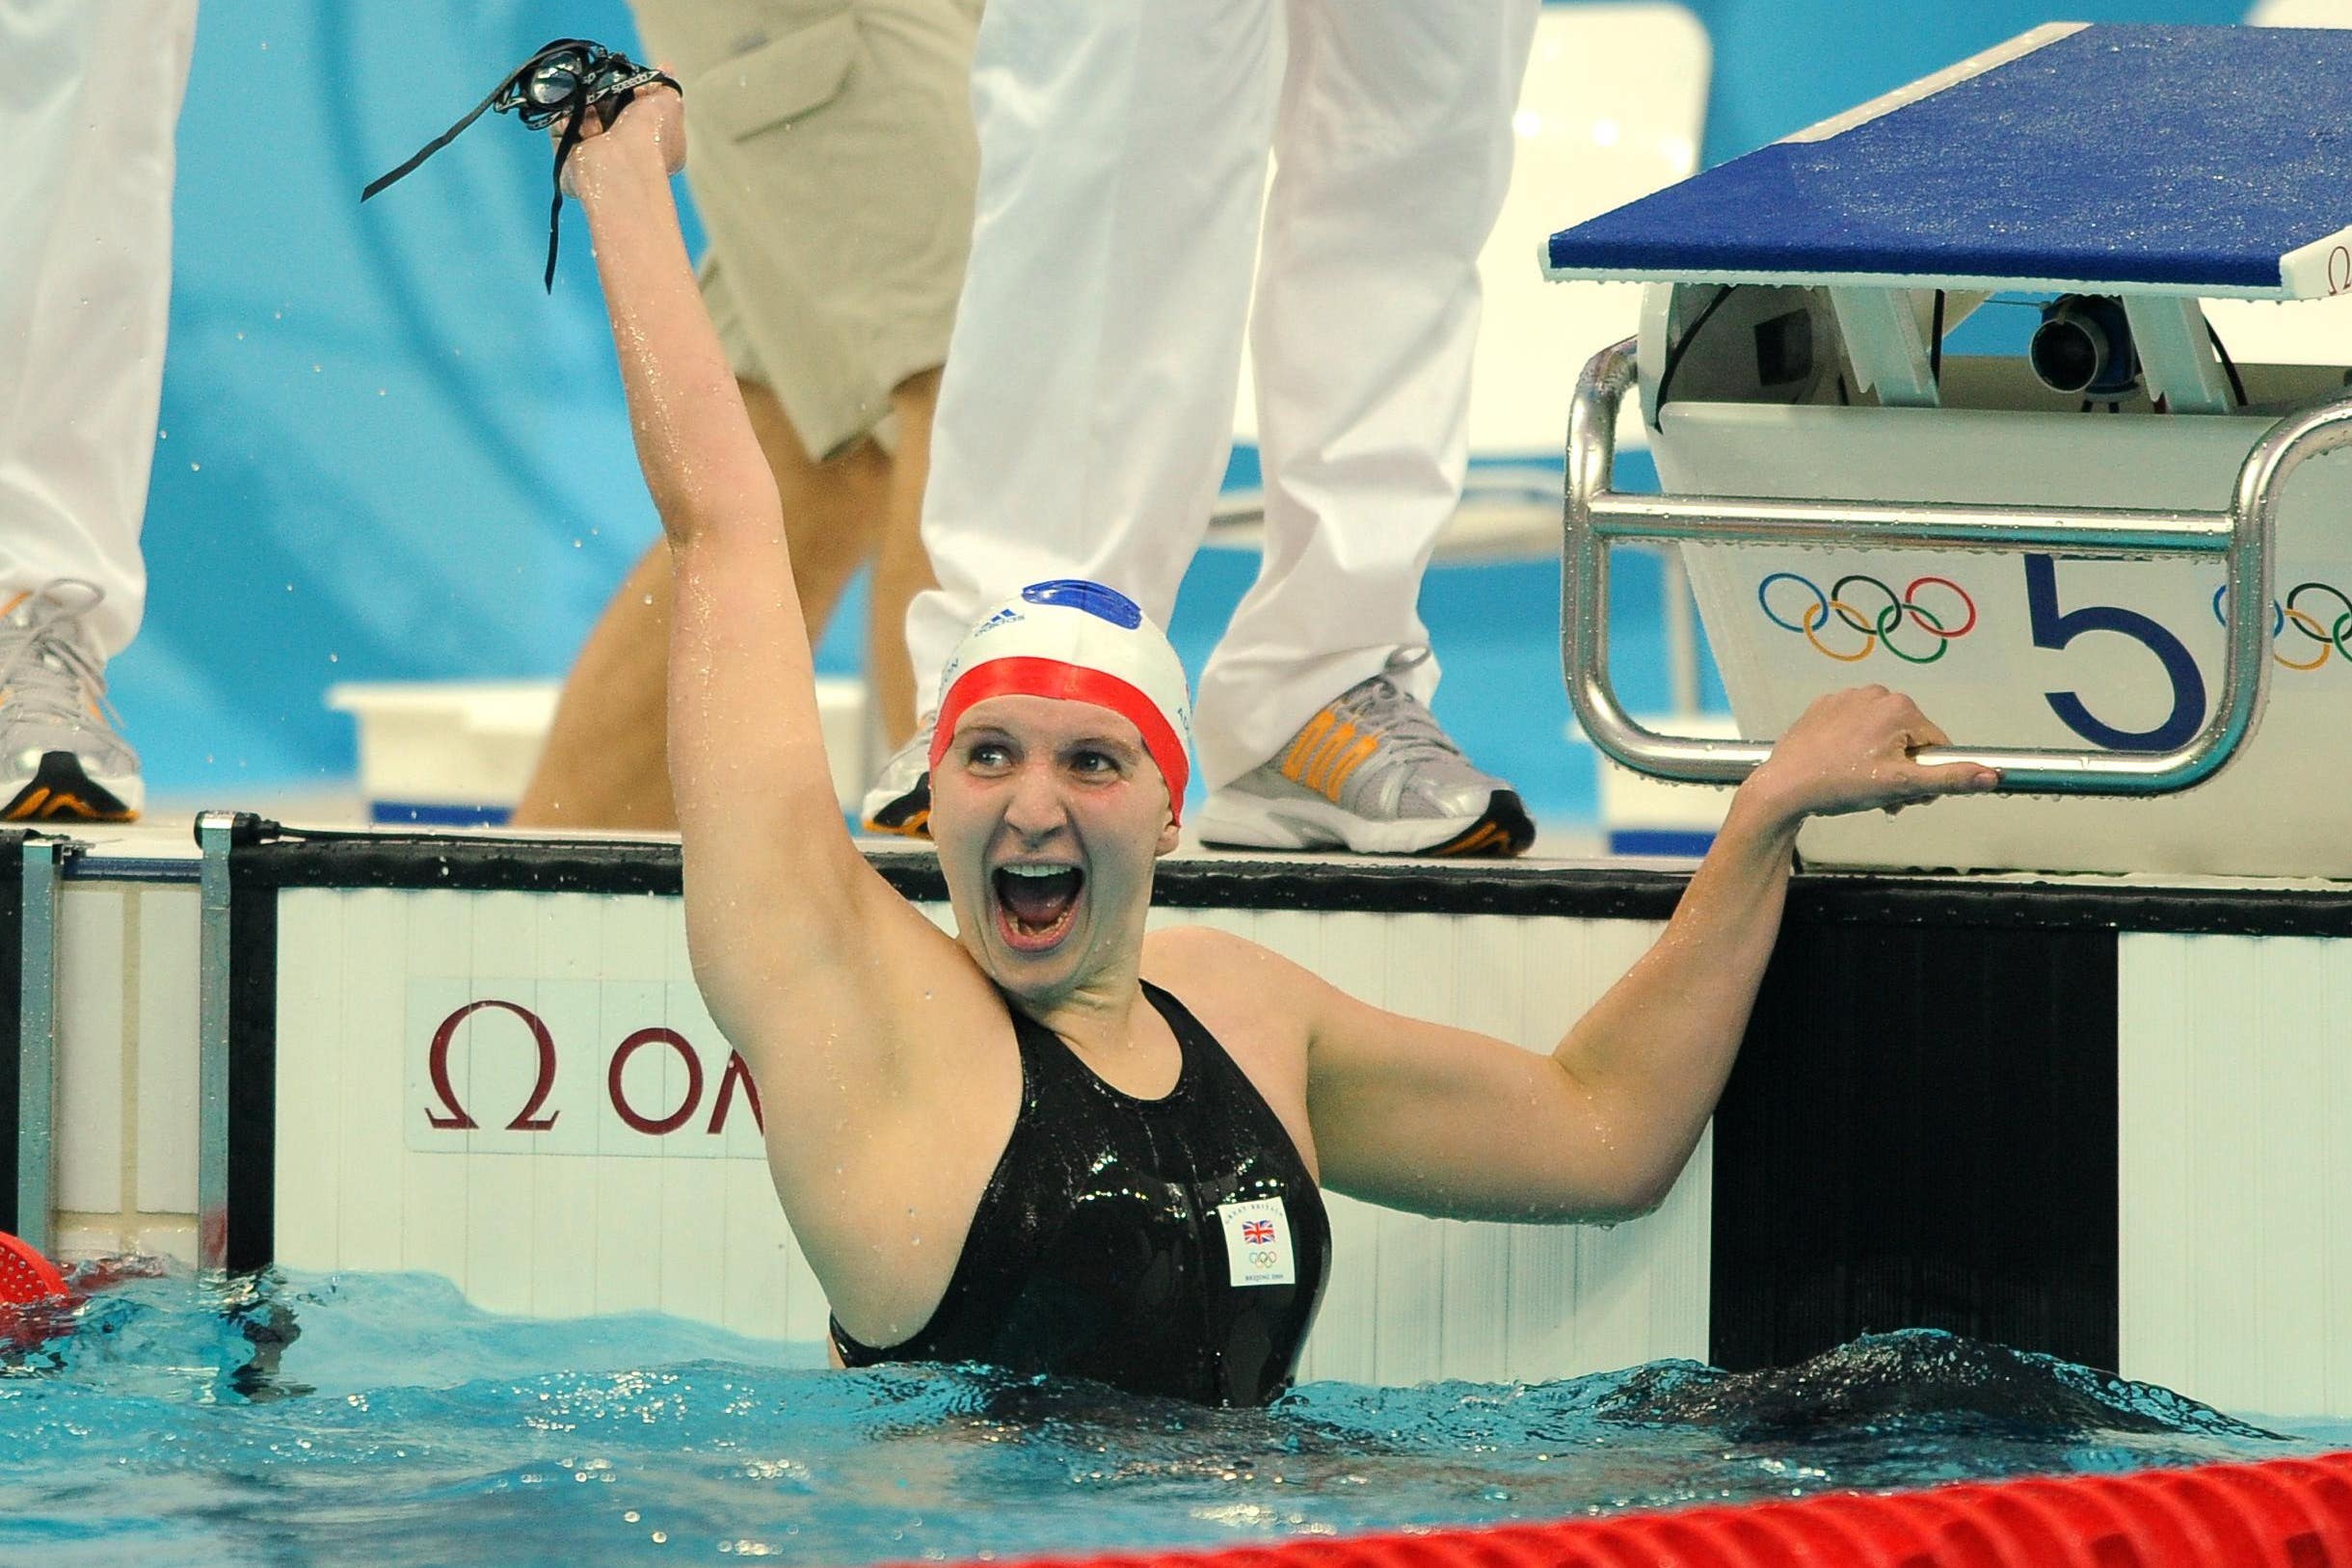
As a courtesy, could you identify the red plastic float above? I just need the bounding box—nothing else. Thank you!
[920,1449,2352,1568]
[0,1232,67,1305]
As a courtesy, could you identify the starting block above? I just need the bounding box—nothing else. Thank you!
[1544,22,2352,877]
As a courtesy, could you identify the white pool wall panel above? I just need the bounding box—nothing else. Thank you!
[134,887,200,1216]
[56,890,125,1219]
[2119,932,2352,1419]
[274,886,1706,1382]
[274,886,822,1340]
[48,881,201,1263]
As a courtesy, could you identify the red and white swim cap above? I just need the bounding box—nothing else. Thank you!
[930,580,1193,819]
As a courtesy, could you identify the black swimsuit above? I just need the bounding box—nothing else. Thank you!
[831,982,1331,1406]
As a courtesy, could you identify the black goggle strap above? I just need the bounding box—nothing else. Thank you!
[543,100,592,291]
[358,73,515,203]
[361,40,678,291]
[360,38,598,197]
[538,66,677,291]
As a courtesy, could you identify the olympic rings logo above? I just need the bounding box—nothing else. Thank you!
[1757,573,1979,664]
[2212,582,2352,670]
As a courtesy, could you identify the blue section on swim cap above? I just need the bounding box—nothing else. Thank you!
[1021,579,1143,629]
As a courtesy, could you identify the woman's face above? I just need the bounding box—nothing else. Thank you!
[928,693,1180,1006]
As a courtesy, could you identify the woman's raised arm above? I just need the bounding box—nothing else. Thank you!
[1302,686,2001,1223]
[561,92,926,1046]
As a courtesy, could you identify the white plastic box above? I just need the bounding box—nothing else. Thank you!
[1587,710,1740,857]
[329,678,870,826]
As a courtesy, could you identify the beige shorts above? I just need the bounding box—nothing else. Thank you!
[630,0,981,461]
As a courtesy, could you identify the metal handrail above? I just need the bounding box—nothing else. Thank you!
[1562,336,2352,794]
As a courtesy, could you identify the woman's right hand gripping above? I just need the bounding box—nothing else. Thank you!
[558,80,686,198]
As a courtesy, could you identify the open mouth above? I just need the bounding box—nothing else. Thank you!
[992,863,1084,951]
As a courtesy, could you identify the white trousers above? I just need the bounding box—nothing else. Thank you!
[911,0,1540,789]
[0,0,196,658]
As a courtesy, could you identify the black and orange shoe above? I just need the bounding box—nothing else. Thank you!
[1195,654,1533,857]
[0,582,141,823]
[858,726,933,839]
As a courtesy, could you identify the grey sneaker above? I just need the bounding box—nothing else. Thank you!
[858,719,934,838]
[1196,657,1532,856]
[0,580,141,822]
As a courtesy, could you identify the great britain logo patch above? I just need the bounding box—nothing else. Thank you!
[1216,1197,1296,1288]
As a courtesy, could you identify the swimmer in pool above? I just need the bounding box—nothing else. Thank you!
[557,84,2000,1405]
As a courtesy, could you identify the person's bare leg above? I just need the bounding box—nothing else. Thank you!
[867,367,943,747]
[513,378,888,829]
[508,540,676,829]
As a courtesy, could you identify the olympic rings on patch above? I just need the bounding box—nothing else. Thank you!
[2211,581,2352,669]
[1759,572,1977,664]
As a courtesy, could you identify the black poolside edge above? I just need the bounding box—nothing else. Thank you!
[225,856,280,1275]
[1711,923,2121,1376]
[216,826,2352,936]
[0,834,23,1236]
[61,857,208,885]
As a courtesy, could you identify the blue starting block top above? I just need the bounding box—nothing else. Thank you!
[1543,24,2352,300]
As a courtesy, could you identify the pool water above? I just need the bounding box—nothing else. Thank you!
[4,1264,2344,1567]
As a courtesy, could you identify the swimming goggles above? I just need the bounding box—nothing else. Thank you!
[362,39,681,291]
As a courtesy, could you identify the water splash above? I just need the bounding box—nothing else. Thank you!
[0,1265,2332,1568]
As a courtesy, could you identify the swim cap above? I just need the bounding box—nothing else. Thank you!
[930,580,1193,820]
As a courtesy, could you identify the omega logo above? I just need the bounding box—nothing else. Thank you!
[423,998,763,1138]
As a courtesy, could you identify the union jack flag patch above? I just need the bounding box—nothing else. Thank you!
[1216,1198,1296,1288]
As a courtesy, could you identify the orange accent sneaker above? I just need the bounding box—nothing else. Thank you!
[1196,658,1532,857]
[0,582,140,822]
[858,724,933,839]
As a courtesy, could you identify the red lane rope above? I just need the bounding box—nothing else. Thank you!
[918,1450,2352,1568]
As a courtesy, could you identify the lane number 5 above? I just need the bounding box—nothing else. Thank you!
[2024,553,2205,752]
